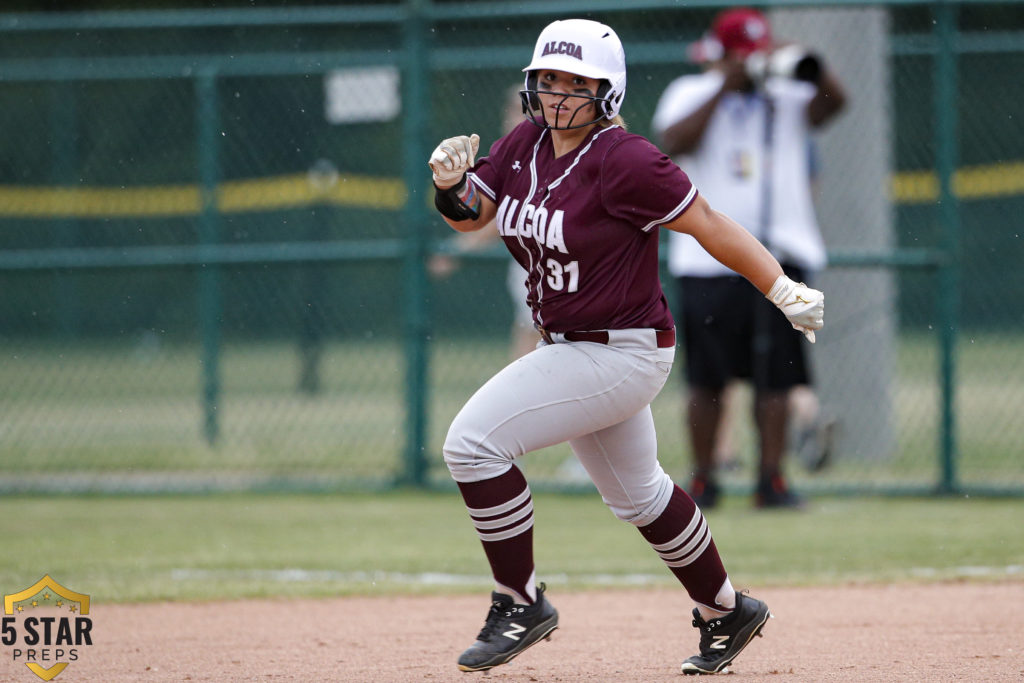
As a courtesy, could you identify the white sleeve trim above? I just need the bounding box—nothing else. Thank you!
[466,172,495,201]
[641,184,697,232]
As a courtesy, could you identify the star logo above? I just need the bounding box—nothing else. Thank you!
[3,575,93,681]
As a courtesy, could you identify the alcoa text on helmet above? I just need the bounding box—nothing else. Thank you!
[521,18,627,130]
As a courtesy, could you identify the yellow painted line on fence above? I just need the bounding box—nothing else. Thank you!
[220,173,407,212]
[889,160,1024,203]
[0,184,199,218]
[0,161,1019,218]
[0,172,406,218]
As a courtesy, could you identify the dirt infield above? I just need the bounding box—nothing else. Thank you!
[15,581,1023,682]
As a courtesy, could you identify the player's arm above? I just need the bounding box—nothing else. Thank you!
[663,194,824,341]
[428,134,498,233]
[664,195,780,291]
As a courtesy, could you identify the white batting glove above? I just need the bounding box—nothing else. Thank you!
[767,275,824,343]
[428,134,480,188]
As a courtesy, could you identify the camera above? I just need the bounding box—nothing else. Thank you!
[745,45,822,85]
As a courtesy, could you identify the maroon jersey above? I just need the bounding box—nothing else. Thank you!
[467,120,698,333]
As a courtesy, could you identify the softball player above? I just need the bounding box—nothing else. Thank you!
[428,18,823,676]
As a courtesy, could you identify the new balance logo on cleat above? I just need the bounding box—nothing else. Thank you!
[681,591,770,675]
[502,623,526,641]
[457,583,559,672]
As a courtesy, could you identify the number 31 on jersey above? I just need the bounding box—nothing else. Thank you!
[546,259,579,292]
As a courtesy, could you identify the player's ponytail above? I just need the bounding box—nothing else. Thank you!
[602,114,628,130]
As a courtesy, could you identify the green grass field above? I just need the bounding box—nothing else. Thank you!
[0,492,1019,604]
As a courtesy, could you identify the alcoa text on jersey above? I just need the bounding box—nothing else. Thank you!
[466,121,697,335]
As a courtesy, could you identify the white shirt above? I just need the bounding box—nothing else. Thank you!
[652,70,827,277]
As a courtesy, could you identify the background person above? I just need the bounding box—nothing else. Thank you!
[705,142,838,482]
[428,18,823,676]
[652,7,846,509]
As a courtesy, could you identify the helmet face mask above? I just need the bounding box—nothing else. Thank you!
[519,76,612,131]
[521,19,627,130]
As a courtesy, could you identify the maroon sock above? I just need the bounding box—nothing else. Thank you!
[456,466,536,604]
[638,484,729,609]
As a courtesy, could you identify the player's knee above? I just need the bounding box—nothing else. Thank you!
[442,429,513,482]
[603,474,675,526]
[608,503,660,526]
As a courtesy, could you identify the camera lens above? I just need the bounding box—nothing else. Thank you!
[794,54,821,83]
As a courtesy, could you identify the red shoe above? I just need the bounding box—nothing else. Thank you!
[754,474,804,509]
[689,475,720,509]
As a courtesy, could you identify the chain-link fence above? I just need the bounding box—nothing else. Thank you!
[0,1,1021,495]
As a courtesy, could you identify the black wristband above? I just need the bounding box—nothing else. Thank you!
[434,175,480,222]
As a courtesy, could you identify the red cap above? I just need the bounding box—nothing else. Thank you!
[712,8,772,57]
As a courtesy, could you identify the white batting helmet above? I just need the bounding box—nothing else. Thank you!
[521,18,627,127]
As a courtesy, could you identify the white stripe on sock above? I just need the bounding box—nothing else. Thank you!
[648,508,703,552]
[470,499,534,530]
[657,516,709,562]
[466,487,531,518]
[477,516,534,542]
[663,529,712,567]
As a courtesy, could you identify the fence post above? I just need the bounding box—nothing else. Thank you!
[196,68,223,446]
[399,0,431,486]
[933,1,960,493]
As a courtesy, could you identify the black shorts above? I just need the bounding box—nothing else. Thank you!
[676,265,810,392]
